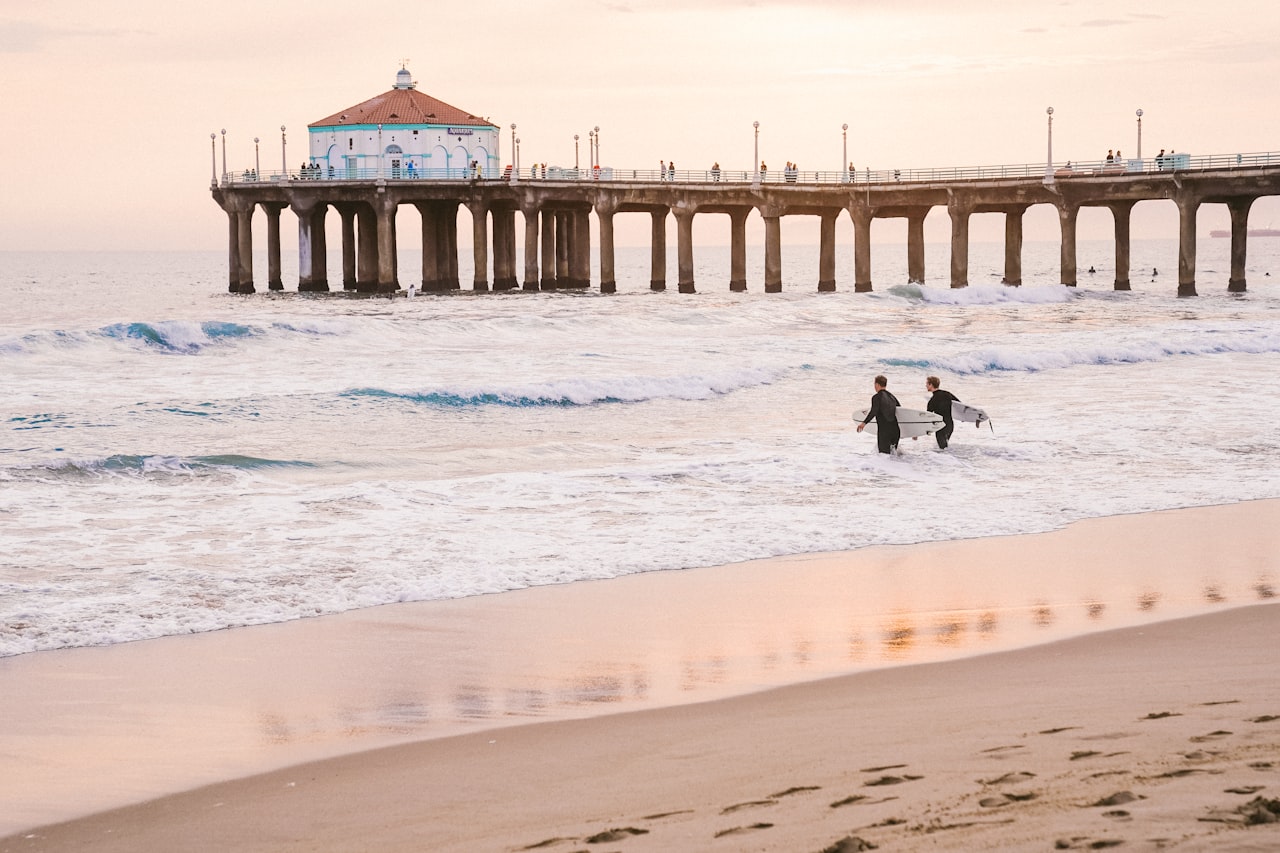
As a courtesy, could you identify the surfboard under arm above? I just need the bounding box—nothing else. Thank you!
[854,406,945,439]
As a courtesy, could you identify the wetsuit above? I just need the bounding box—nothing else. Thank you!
[927,389,960,449]
[862,389,901,454]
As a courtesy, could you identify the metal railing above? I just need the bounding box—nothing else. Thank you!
[219,150,1280,188]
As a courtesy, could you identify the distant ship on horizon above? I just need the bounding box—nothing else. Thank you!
[1210,227,1280,237]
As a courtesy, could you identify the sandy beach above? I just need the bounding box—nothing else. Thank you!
[2,501,1279,852]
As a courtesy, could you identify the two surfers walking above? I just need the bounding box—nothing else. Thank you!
[856,375,966,454]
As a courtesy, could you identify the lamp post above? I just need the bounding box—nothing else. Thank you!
[254,136,260,179]
[842,123,848,182]
[574,134,579,170]
[515,137,521,175]
[594,125,600,167]
[588,130,594,169]
[280,125,287,176]
[1044,107,1054,184]
[210,133,217,185]
[753,120,760,188]
[1135,108,1143,161]
[510,123,518,182]
[220,128,227,180]
[377,123,383,178]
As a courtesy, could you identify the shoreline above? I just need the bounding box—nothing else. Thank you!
[7,606,1279,851]
[2,499,1278,845]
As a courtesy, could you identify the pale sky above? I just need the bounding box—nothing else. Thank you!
[2,0,1278,251]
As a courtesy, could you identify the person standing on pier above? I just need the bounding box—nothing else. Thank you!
[856,375,901,455]
[924,376,960,450]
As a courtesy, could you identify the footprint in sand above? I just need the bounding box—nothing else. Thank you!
[1102,810,1131,820]
[712,823,772,838]
[829,794,868,808]
[1054,839,1125,849]
[584,827,649,843]
[1156,768,1222,779]
[1039,726,1081,735]
[979,792,1038,808]
[1248,715,1280,723]
[859,763,908,772]
[1225,786,1265,795]
[720,799,775,814]
[1070,750,1103,761]
[1142,711,1182,720]
[640,810,692,820]
[1189,730,1233,743]
[769,785,820,798]
[1090,791,1143,807]
[864,774,923,787]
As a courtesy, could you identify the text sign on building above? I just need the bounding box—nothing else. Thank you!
[447,128,475,136]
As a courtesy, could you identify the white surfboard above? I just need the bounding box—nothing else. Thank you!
[854,406,945,439]
[951,401,993,431]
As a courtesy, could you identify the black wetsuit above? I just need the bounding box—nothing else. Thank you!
[862,389,901,454]
[927,389,960,449]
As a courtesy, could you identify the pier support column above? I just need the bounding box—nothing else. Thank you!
[1176,194,1199,296]
[443,203,460,290]
[555,212,570,285]
[1109,201,1135,291]
[493,208,518,290]
[416,204,438,291]
[1002,206,1026,286]
[598,208,616,293]
[948,200,971,288]
[729,209,748,291]
[906,209,927,284]
[356,206,378,291]
[293,201,328,292]
[310,206,328,291]
[523,207,541,291]
[265,204,284,290]
[339,206,357,290]
[650,209,667,291]
[763,215,782,292]
[1057,202,1079,287]
[675,208,696,293]
[374,199,397,293]
[540,211,556,290]
[470,202,489,291]
[225,208,241,293]
[851,208,872,292]
[236,204,255,293]
[818,210,837,291]
[569,210,591,289]
[1227,197,1254,292]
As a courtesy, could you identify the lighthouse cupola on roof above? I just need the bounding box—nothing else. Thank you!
[394,67,416,90]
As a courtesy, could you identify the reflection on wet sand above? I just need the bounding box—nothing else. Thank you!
[258,574,1277,745]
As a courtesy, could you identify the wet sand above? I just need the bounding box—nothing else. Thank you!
[2,500,1279,850]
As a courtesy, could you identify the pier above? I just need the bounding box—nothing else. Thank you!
[211,153,1280,297]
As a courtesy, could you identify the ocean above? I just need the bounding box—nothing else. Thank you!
[3,238,1280,659]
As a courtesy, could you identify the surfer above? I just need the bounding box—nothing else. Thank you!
[856,375,901,454]
[924,376,960,449]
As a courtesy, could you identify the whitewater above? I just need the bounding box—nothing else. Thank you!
[3,240,1279,658]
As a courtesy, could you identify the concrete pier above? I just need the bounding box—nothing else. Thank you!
[213,163,1280,297]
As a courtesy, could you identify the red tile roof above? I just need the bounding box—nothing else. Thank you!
[309,88,496,129]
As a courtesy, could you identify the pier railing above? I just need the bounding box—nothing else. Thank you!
[221,150,1280,188]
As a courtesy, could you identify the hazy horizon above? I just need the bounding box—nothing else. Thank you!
[3,0,1278,252]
